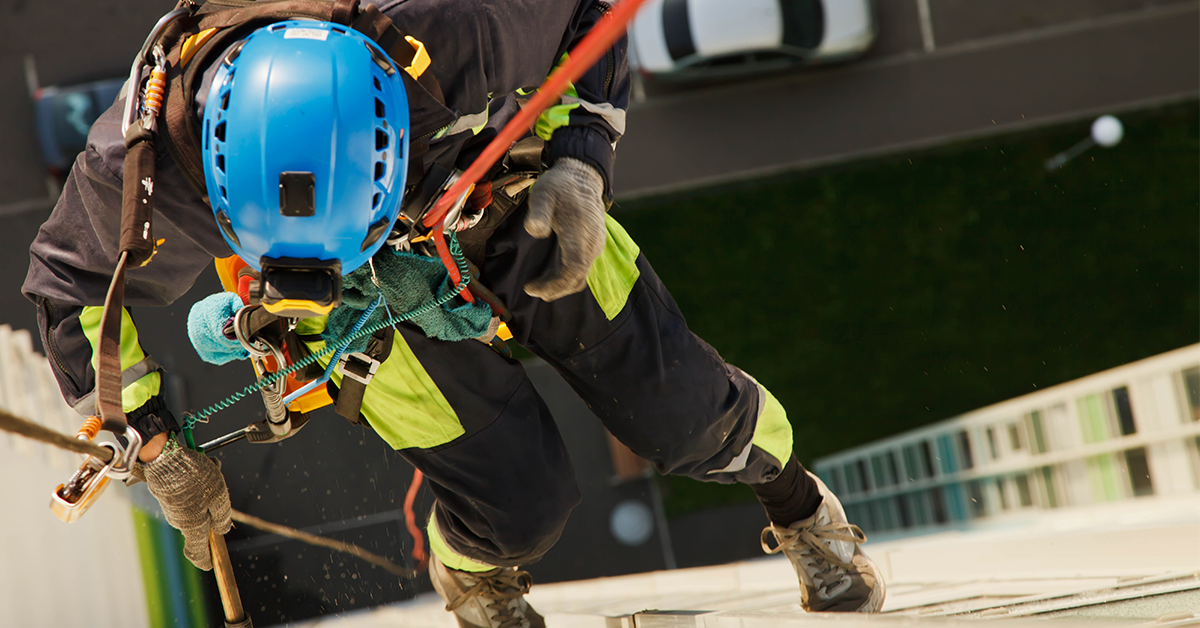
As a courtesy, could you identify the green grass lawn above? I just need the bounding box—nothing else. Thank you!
[611,101,1200,517]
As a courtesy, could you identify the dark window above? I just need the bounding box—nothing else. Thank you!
[857,459,870,492]
[1124,447,1154,497]
[929,488,948,524]
[1009,423,1024,451]
[996,478,1009,510]
[1015,474,1033,507]
[829,466,844,495]
[902,446,920,481]
[919,441,936,478]
[843,462,862,494]
[986,427,999,459]
[1184,367,1200,421]
[958,431,974,470]
[895,495,912,528]
[886,451,901,485]
[1112,387,1136,435]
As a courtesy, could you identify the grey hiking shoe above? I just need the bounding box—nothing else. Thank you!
[430,554,546,628]
[761,472,886,612]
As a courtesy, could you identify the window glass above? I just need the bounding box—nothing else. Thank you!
[1077,394,1110,443]
[870,455,888,488]
[1112,386,1136,436]
[1008,422,1024,450]
[929,487,948,524]
[886,451,900,486]
[1183,367,1200,421]
[936,435,958,474]
[842,462,860,494]
[894,495,912,528]
[1124,447,1154,497]
[996,478,1009,510]
[919,441,936,477]
[986,427,999,459]
[957,430,974,470]
[857,459,870,492]
[1040,466,1059,508]
[967,480,986,518]
[1027,411,1048,453]
[1015,473,1033,507]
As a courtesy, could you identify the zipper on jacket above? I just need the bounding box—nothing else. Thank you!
[40,298,78,390]
[603,47,615,99]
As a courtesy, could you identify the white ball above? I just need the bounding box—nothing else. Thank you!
[609,500,655,546]
[1091,115,1124,147]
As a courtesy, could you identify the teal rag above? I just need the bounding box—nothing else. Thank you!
[322,245,492,353]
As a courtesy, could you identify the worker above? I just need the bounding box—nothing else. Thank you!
[23,1,885,626]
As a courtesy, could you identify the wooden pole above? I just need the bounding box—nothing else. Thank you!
[209,528,252,627]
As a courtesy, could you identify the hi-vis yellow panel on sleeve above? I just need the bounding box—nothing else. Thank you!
[297,317,465,451]
[586,215,641,321]
[80,307,160,412]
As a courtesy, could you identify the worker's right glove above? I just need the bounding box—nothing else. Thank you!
[187,292,248,365]
[133,438,233,571]
[523,157,608,301]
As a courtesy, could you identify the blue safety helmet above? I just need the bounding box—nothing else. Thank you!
[202,20,410,316]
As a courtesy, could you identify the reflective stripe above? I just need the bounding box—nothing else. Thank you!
[534,53,579,141]
[561,97,626,136]
[586,215,641,320]
[79,306,161,413]
[307,331,465,451]
[751,381,793,468]
[427,515,494,572]
[71,356,161,416]
[708,437,754,475]
[441,109,489,137]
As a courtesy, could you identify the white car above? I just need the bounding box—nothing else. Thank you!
[628,0,877,80]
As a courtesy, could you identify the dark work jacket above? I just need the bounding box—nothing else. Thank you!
[23,0,631,425]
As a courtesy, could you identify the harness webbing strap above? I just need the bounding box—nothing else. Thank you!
[121,122,158,267]
[96,253,129,434]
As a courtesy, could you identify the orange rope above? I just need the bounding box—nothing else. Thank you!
[403,468,428,571]
[421,0,649,231]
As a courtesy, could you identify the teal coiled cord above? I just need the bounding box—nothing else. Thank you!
[181,235,474,443]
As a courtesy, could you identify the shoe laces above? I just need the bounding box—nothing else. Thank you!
[761,520,867,592]
[445,568,535,628]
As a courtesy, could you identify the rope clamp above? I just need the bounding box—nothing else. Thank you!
[50,427,142,523]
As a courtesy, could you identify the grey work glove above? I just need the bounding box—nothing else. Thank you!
[133,438,233,571]
[523,157,607,301]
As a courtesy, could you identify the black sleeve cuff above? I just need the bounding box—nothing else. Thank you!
[546,125,616,201]
[126,395,180,440]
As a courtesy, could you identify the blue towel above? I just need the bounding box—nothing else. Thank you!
[187,293,249,365]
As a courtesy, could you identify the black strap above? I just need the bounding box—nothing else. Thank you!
[333,326,394,424]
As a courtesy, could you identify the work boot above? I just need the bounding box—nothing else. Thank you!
[430,554,546,628]
[761,472,886,612]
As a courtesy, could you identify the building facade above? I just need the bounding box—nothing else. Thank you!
[814,345,1200,537]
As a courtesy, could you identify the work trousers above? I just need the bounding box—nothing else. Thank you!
[342,204,795,569]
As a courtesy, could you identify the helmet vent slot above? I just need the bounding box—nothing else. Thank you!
[331,25,346,34]
[374,162,385,181]
[375,98,385,117]
[374,77,381,91]
[375,129,388,150]
[372,193,382,209]
[220,91,230,111]
[216,154,225,173]
[214,121,226,142]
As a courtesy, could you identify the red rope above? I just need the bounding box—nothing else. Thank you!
[403,468,428,571]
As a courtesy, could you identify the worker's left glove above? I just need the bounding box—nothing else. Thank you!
[133,438,233,571]
[523,157,607,301]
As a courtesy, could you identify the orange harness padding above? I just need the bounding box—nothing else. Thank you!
[213,256,333,414]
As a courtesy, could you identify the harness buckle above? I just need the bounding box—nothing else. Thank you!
[337,352,380,386]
